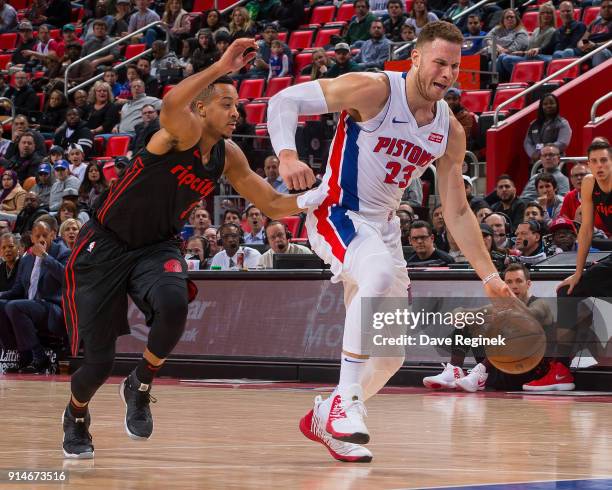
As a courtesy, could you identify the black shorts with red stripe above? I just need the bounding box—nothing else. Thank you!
[62,220,190,363]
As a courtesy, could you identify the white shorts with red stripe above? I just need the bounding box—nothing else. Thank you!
[304,204,409,292]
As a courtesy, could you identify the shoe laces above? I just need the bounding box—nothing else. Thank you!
[342,397,367,420]
[134,390,157,408]
[68,416,92,442]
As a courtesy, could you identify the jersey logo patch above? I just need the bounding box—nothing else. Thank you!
[428,133,444,143]
[87,241,96,253]
[164,259,183,273]
[392,117,410,124]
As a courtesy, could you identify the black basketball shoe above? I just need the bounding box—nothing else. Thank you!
[119,372,156,440]
[62,407,94,459]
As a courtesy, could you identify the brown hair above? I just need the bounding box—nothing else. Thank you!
[503,263,530,281]
[415,21,464,48]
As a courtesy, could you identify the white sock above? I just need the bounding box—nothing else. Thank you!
[319,354,366,417]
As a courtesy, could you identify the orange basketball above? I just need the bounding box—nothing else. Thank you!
[23,176,37,191]
[485,307,546,375]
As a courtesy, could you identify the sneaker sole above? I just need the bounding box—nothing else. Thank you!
[299,411,372,463]
[522,382,576,392]
[423,379,456,390]
[61,412,94,460]
[328,429,370,445]
[119,379,152,441]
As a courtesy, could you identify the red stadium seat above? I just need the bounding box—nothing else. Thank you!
[336,3,355,22]
[254,123,270,150]
[295,75,312,84]
[12,0,30,9]
[162,85,175,97]
[546,58,580,79]
[124,43,146,59]
[277,31,287,42]
[582,6,600,26]
[265,77,292,97]
[244,102,267,124]
[105,135,131,157]
[37,92,45,111]
[238,78,265,99]
[192,0,214,11]
[280,216,301,236]
[288,30,314,50]
[310,5,336,25]
[103,160,118,182]
[49,28,60,40]
[0,33,17,51]
[44,139,52,151]
[492,88,526,111]
[460,90,491,113]
[293,51,314,76]
[0,54,11,70]
[521,11,539,32]
[71,7,84,22]
[314,28,341,48]
[498,60,545,89]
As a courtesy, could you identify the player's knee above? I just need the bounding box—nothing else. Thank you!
[151,283,189,325]
[364,268,395,297]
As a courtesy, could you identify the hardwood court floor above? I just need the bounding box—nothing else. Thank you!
[1,376,612,490]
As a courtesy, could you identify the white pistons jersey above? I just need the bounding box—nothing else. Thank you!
[298,70,451,271]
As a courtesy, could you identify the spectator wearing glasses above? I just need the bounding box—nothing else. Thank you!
[244,205,265,244]
[524,94,572,163]
[127,105,160,158]
[209,223,261,270]
[520,143,570,201]
[258,221,312,269]
[405,220,455,265]
[405,0,439,37]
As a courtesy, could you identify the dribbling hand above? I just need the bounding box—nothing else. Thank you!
[279,151,316,191]
[218,38,259,74]
[483,276,514,299]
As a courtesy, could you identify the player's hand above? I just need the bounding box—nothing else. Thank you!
[218,38,258,74]
[557,272,581,295]
[483,276,514,299]
[279,151,316,191]
[31,240,47,258]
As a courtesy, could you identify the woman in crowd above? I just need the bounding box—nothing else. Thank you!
[496,3,556,81]
[0,170,26,224]
[70,89,91,121]
[87,81,120,136]
[60,218,82,249]
[78,161,108,212]
[189,29,221,73]
[38,90,68,135]
[524,93,572,163]
[228,6,256,40]
[178,37,198,76]
[301,48,334,80]
[162,0,192,52]
[483,9,528,62]
[405,0,439,36]
[203,9,226,33]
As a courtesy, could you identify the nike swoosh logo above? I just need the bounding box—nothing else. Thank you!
[392,117,410,124]
[343,358,365,363]
[555,375,567,381]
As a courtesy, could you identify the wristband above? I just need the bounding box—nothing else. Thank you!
[482,272,500,286]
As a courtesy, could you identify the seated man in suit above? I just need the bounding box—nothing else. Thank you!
[0,221,70,373]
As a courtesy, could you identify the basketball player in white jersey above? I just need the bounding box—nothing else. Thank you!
[267,22,513,462]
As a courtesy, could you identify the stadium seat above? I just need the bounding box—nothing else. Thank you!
[498,60,545,89]
[582,6,600,26]
[0,54,10,70]
[546,58,580,79]
[0,33,17,51]
[555,9,582,25]
[162,85,175,97]
[238,78,265,99]
[293,51,314,76]
[265,77,293,98]
[12,0,29,9]
[71,7,84,22]
[461,90,491,114]
[295,75,312,84]
[244,102,267,124]
[124,43,146,59]
[37,92,45,111]
[49,29,60,40]
[521,11,539,32]
[105,135,131,157]
[336,3,355,22]
[314,28,341,48]
[94,137,105,156]
[277,31,287,42]
[492,88,526,111]
[280,216,301,236]
[288,30,314,50]
[103,160,118,182]
[192,0,214,12]
[310,5,336,25]
[254,124,270,150]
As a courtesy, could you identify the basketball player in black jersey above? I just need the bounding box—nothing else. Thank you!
[523,138,612,391]
[61,38,306,458]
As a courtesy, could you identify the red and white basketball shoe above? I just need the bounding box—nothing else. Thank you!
[522,360,575,391]
[325,384,369,444]
[455,363,488,392]
[300,395,372,463]
[423,363,465,390]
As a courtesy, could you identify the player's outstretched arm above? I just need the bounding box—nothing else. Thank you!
[437,117,513,298]
[223,140,304,219]
[557,175,595,294]
[157,38,258,150]
[268,72,388,191]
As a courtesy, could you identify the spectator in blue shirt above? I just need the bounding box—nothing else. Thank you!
[354,20,391,70]
[462,14,487,56]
